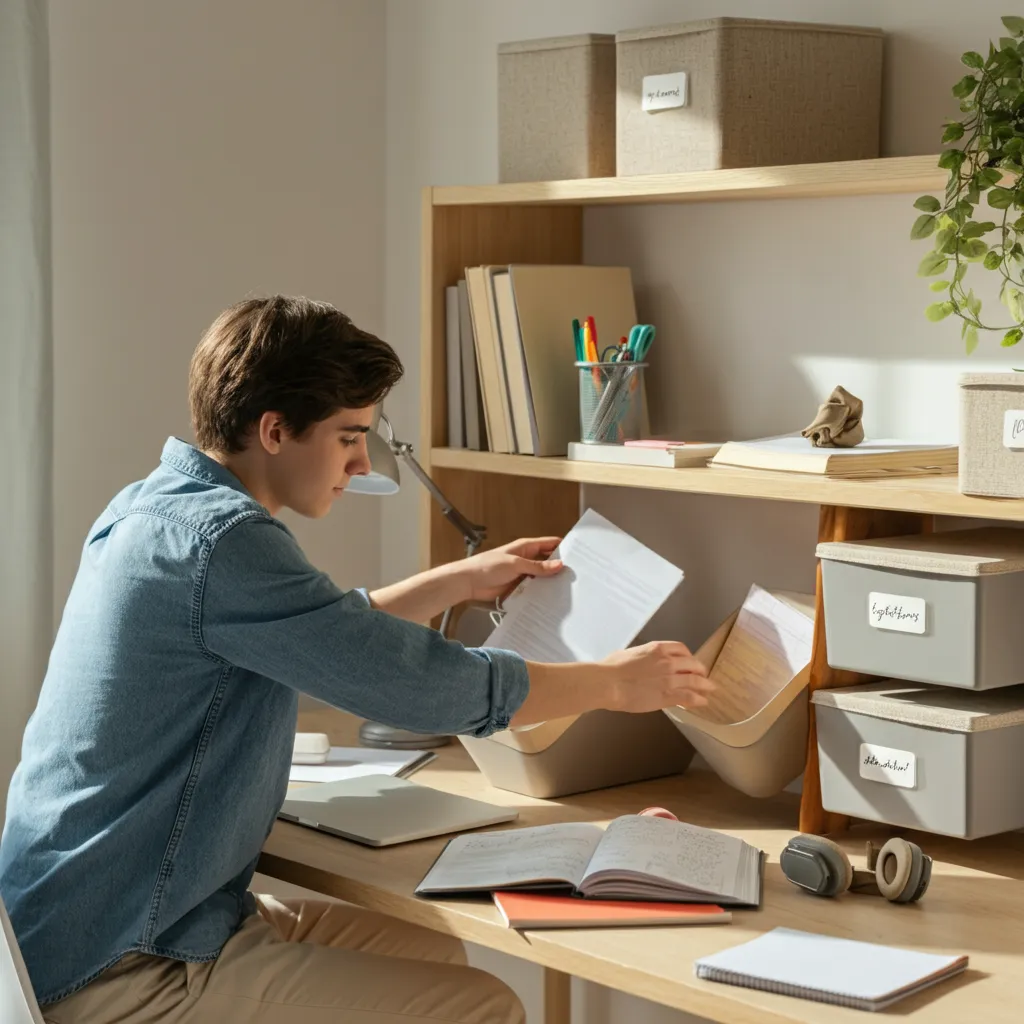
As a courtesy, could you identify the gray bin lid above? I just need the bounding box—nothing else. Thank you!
[615,18,883,43]
[816,527,1024,577]
[812,682,1024,733]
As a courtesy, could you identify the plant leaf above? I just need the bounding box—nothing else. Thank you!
[918,252,949,276]
[925,301,955,322]
[1004,327,1024,347]
[962,50,985,69]
[939,148,967,171]
[1003,15,1024,35]
[989,186,1016,208]
[977,167,1005,187]
[961,221,991,238]
[914,194,941,212]
[942,121,966,143]
[911,214,937,239]
[966,324,980,354]
[1007,287,1024,321]
[952,75,979,99]
[984,249,1004,269]
[955,262,969,284]
[930,279,952,291]
[967,289,982,317]
[963,238,989,259]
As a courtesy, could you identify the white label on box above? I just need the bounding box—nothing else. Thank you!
[859,743,917,789]
[641,72,688,112]
[868,592,926,634]
[1003,409,1024,449]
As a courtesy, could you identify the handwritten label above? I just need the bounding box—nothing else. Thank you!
[859,743,917,789]
[1004,409,1024,449]
[641,71,688,112]
[868,592,926,634]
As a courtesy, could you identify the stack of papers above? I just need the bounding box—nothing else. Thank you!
[288,747,435,784]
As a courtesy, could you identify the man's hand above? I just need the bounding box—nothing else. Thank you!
[456,537,563,603]
[600,641,714,712]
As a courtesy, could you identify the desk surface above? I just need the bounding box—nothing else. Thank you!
[259,710,1024,1024]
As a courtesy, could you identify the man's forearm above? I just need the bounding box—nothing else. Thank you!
[510,662,622,726]
[368,563,468,624]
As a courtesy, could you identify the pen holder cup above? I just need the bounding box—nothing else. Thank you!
[577,361,647,444]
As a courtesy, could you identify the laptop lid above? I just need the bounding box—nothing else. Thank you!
[278,774,518,847]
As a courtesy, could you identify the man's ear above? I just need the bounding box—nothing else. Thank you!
[257,412,286,454]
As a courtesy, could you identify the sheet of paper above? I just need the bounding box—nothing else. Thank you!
[581,815,742,897]
[699,585,814,726]
[484,508,683,663]
[417,823,603,893]
[288,747,431,784]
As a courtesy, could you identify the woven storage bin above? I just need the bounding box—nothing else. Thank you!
[498,34,616,183]
[615,18,883,175]
[960,372,1024,497]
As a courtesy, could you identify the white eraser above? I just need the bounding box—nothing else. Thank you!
[292,732,330,764]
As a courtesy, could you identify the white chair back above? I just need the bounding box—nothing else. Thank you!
[0,894,44,1024]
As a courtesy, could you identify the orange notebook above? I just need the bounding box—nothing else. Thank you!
[493,891,732,930]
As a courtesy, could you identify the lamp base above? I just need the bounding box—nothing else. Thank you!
[358,720,452,750]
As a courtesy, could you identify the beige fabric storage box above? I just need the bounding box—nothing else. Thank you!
[460,712,695,799]
[960,372,1024,497]
[819,528,1024,691]
[615,19,883,175]
[664,591,815,798]
[814,682,1024,839]
[498,34,616,183]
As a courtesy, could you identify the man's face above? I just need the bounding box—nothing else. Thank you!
[269,406,375,518]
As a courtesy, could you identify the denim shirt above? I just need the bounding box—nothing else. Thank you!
[0,437,528,1005]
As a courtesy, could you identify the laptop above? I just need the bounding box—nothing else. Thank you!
[277,774,519,847]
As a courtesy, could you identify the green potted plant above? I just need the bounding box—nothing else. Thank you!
[913,15,1024,354]
[914,16,1024,499]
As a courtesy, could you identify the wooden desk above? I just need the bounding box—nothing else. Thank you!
[259,710,1024,1024]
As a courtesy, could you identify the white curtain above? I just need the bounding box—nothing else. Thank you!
[0,0,52,820]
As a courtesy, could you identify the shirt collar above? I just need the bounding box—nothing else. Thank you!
[160,437,253,497]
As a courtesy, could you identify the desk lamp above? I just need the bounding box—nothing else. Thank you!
[346,408,486,749]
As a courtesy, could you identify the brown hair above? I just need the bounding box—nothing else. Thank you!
[189,295,403,453]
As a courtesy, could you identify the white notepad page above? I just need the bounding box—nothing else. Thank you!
[695,928,967,1011]
[485,508,683,663]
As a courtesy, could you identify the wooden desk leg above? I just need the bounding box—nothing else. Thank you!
[798,505,932,835]
[543,967,571,1024]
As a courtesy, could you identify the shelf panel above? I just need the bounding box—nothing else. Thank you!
[431,155,948,208]
[429,447,1024,521]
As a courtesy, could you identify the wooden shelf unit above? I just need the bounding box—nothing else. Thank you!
[416,154,1023,836]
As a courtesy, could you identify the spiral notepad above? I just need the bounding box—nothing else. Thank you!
[694,928,967,1012]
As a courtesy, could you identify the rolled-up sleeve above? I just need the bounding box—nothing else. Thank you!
[199,518,528,737]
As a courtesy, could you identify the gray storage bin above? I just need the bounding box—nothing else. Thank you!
[615,18,883,175]
[818,528,1024,690]
[814,682,1024,839]
[960,372,1024,498]
[498,34,616,183]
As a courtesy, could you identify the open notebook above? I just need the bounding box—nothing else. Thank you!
[416,815,763,907]
[695,928,968,1011]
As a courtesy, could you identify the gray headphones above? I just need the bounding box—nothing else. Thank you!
[780,834,932,904]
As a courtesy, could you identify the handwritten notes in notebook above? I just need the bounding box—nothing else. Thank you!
[696,586,815,726]
[485,508,683,663]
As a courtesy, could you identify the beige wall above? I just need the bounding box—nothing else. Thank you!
[50,0,387,619]
[384,1,1023,1019]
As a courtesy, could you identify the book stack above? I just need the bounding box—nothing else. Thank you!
[445,266,637,457]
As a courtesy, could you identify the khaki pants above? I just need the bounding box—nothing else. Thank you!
[43,894,525,1024]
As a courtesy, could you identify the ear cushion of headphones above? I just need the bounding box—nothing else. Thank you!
[875,838,929,903]
[783,835,853,895]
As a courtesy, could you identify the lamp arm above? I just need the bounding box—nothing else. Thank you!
[394,445,486,554]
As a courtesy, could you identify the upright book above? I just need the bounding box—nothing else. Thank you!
[444,285,464,449]
[415,815,764,907]
[457,279,483,451]
[709,435,958,478]
[465,267,512,453]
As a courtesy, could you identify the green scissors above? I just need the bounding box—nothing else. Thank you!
[626,324,655,361]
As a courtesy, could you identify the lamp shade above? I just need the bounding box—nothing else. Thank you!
[346,426,400,495]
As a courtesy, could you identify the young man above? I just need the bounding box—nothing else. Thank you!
[0,296,712,1024]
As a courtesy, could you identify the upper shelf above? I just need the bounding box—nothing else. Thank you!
[429,447,1024,522]
[431,154,946,208]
